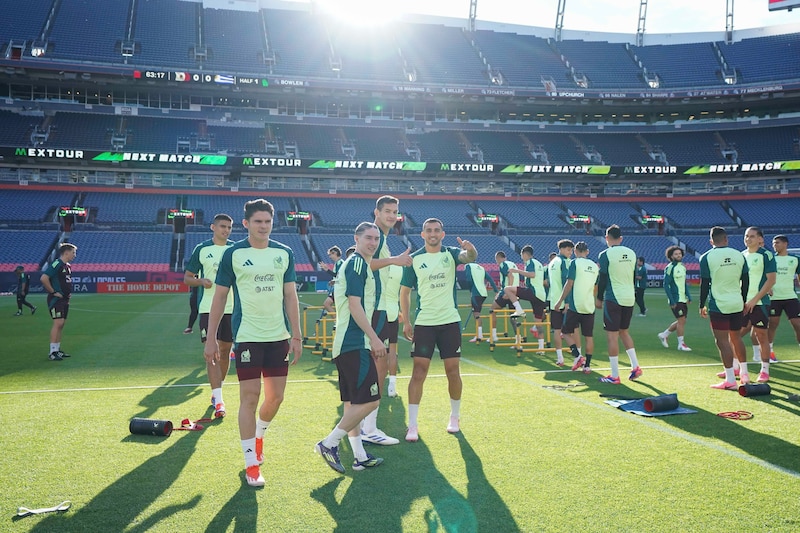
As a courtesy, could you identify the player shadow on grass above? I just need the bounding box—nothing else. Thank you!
[29,370,210,532]
[601,379,800,476]
[204,474,259,532]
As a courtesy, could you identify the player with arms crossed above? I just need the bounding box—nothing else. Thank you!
[315,222,387,474]
[41,243,77,361]
[699,226,750,390]
[597,225,642,384]
[768,235,800,359]
[554,241,598,374]
[204,199,303,487]
[400,218,477,441]
[657,246,693,352]
[184,213,235,418]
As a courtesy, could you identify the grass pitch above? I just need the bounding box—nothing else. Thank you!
[1,291,799,532]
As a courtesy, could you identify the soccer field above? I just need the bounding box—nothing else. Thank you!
[2,291,799,532]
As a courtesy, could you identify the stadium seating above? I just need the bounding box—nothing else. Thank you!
[134,0,198,67]
[0,230,60,271]
[48,0,129,63]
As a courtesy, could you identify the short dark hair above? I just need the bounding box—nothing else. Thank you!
[606,225,622,240]
[495,251,506,259]
[355,221,379,236]
[345,246,356,257]
[244,199,274,220]
[521,245,533,256]
[59,243,77,255]
[557,239,574,250]
[213,213,233,223]
[327,245,342,257]
[375,195,399,211]
[422,218,443,229]
[637,256,645,263]
[773,234,789,244]
[710,226,727,245]
[746,226,764,238]
[575,241,588,253]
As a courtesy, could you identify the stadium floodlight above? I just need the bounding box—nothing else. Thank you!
[30,41,47,57]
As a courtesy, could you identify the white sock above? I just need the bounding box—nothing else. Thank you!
[626,348,639,368]
[450,398,461,419]
[609,356,620,378]
[349,435,368,462]
[761,361,770,374]
[662,329,671,337]
[388,375,397,387]
[241,438,258,468]
[362,406,379,434]
[677,336,684,346]
[724,367,736,383]
[538,338,545,349]
[211,387,223,405]
[556,348,563,363]
[769,342,774,352]
[753,345,762,360]
[491,328,497,339]
[739,362,748,376]
[50,343,59,353]
[477,326,483,338]
[323,427,348,449]
[513,301,523,312]
[408,403,420,427]
[732,359,740,371]
[255,418,271,439]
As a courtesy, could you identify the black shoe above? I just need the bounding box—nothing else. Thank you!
[57,350,71,358]
[31,306,37,315]
[14,311,22,316]
[49,351,63,361]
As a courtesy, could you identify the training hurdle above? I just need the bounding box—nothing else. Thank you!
[487,309,554,357]
[301,305,336,361]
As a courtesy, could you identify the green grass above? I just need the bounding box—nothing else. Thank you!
[1,290,799,532]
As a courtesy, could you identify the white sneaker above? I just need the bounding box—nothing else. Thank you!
[405,426,419,442]
[361,429,399,446]
[446,416,460,434]
[677,343,692,352]
[387,381,398,398]
[657,332,669,348]
[510,310,526,318]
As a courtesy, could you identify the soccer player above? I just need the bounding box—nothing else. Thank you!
[316,222,387,474]
[317,245,343,323]
[363,195,412,445]
[657,246,693,351]
[400,218,477,441]
[488,251,521,342]
[634,256,648,317]
[464,262,498,342]
[184,213,235,418]
[14,265,36,316]
[547,240,574,366]
[699,226,749,390]
[204,199,303,487]
[739,226,776,383]
[40,243,77,361]
[506,245,548,350]
[184,285,199,334]
[597,225,642,384]
[768,235,800,358]
[554,241,598,373]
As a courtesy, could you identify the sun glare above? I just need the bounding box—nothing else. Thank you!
[314,0,404,27]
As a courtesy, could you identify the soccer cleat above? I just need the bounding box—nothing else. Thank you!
[361,429,399,446]
[315,441,345,474]
[629,367,643,381]
[210,395,217,407]
[245,465,265,487]
[31,306,37,315]
[14,311,22,316]
[677,343,692,351]
[637,313,647,317]
[405,426,419,442]
[387,381,398,398]
[255,437,264,464]
[599,375,621,384]
[446,416,460,434]
[716,368,740,379]
[770,352,778,363]
[530,327,539,337]
[571,356,586,371]
[183,327,192,334]
[657,332,669,348]
[710,381,737,390]
[214,402,226,419]
[555,360,565,367]
[510,309,526,318]
[757,371,770,383]
[583,366,592,375]
[48,351,63,361]
[352,453,384,471]
[468,337,483,343]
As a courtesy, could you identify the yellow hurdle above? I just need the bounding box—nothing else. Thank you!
[302,306,336,361]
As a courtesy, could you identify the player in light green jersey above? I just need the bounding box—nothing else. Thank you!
[768,234,800,359]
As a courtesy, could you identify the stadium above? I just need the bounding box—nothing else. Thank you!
[1,0,800,531]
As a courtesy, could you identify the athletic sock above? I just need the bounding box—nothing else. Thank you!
[408,404,420,427]
[50,343,59,353]
[322,427,347,449]
[477,326,483,338]
[450,398,461,419]
[732,358,740,371]
[241,438,258,467]
[662,329,671,337]
[626,348,639,368]
[724,367,736,383]
[609,356,620,378]
[388,375,397,388]
[362,406,379,434]
[255,417,271,439]
[538,338,545,350]
[513,301,524,313]
[349,435,368,462]
[739,362,748,379]
[677,336,684,346]
[555,348,564,364]
[753,345,762,360]
[491,328,498,339]
[761,361,770,374]
[584,354,593,367]
[211,387,223,405]
[569,344,580,359]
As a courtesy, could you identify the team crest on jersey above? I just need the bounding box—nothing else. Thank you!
[241,349,251,363]
[370,383,378,396]
[273,256,284,269]
[442,255,450,267]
